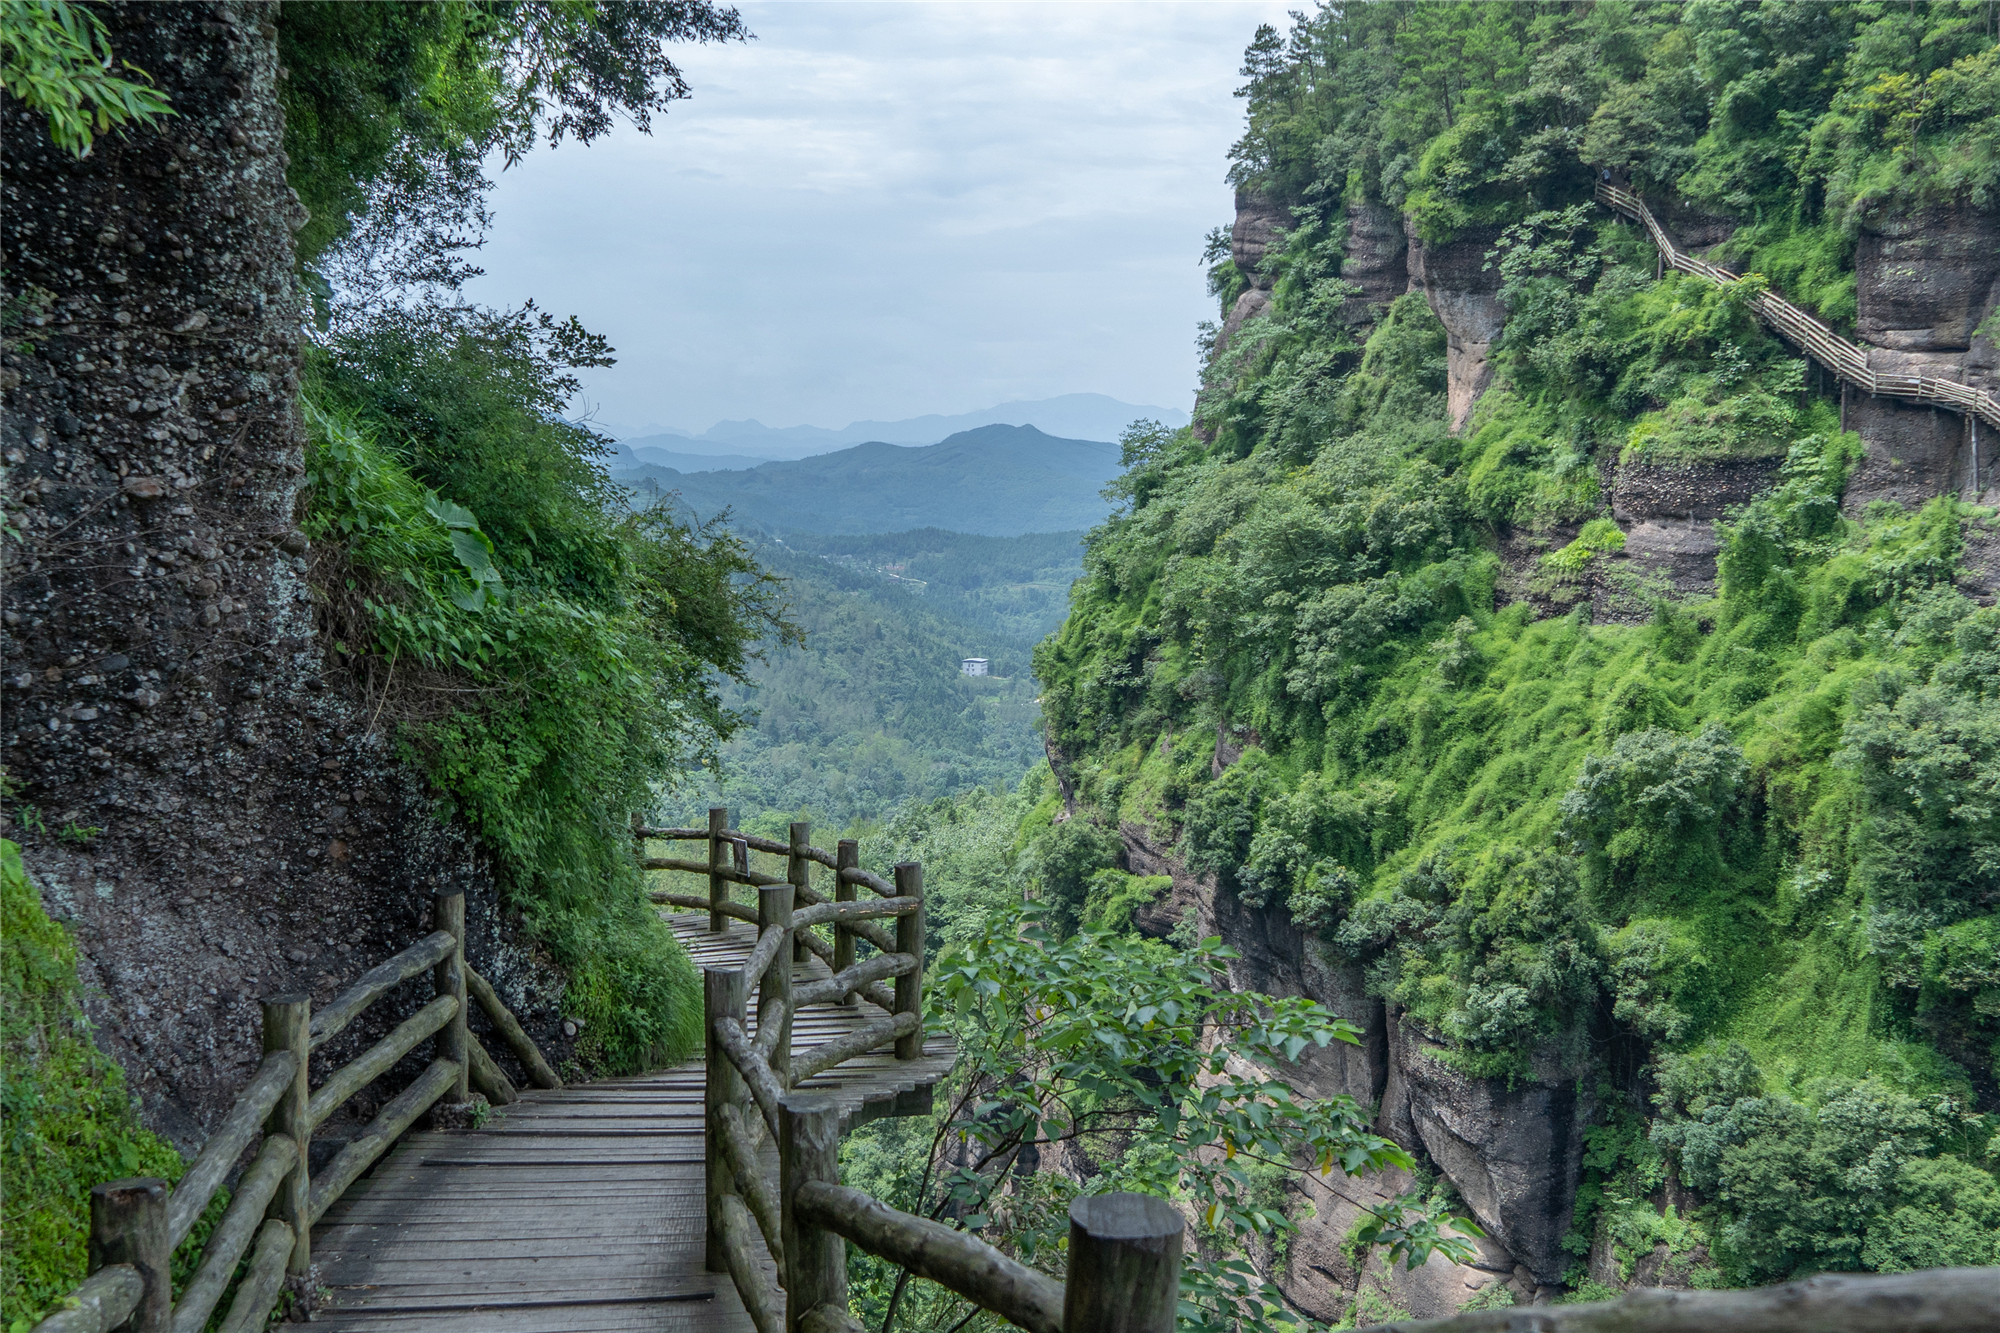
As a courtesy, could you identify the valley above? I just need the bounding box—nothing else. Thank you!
[7,3,1999,1331]
[652,528,1079,833]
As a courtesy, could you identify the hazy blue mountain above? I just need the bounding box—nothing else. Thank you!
[606,441,771,472]
[615,424,1121,537]
[618,392,1186,460]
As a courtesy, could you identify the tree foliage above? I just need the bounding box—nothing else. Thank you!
[283,0,775,1071]
[276,0,748,279]
[1033,0,2000,1300]
[0,0,171,155]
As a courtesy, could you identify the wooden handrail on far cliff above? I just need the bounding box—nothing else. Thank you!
[32,893,559,1333]
[1594,182,2000,443]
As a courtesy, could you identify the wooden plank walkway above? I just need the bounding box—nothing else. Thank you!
[311,912,955,1332]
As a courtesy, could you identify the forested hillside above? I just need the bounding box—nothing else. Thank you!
[776,528,1084,644]
[1021,0,2000,1318]
[654,530,1077,832]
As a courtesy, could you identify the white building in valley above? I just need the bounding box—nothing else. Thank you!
[960,658,990,677]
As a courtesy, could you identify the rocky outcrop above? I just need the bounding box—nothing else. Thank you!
[1605,454,1785,595]
[1211,188,1288,363]
[1406,220,1507,433]
[1218,287,1272,355]
[1121,819,1547,1317]
[1842,361,1987,510]
[1611,454,1784,522]
[1231,187,1289,289]
[1842,200,2000,511]
[1855,200,2000,362]
[1340,202,1409,325]
[1383,1015,1593,1290]
[0,2,566,1149]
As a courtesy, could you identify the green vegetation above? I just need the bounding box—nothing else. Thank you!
[1026,1,2000,1298]
[773,528,1085,645]
[1,842,183,1327]
[276,0,747,286]
[273,1,771,1071]
[1227,1,2000,327]
[833,784,1476,1333]
[303,314,787,1072]
[0,0,172,157]
[652,532,1064,833]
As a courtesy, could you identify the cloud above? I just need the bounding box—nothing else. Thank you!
[462,1,1291,433]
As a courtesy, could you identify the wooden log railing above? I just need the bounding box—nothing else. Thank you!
[639,810,1187,1333]
[32,890,561,1333]
[1594,183,2000,481]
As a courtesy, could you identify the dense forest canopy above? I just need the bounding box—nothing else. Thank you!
[651,532,1062,833]
[1028,0,2000,1300]
[1217,0,1998,329]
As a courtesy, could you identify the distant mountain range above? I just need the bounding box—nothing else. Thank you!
[607,444,773,473]
[613,423,1122,537]
[611,392,1187,461]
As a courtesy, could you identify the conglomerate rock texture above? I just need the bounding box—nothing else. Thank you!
[0,1,567,1156]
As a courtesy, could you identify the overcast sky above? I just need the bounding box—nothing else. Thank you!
[460,1,1290,437]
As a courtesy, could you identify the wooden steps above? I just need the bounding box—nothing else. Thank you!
[310,912,955,1331]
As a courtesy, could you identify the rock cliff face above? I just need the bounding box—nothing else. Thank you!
[1122,818,1566,1317]
[1404,220,1507,433]
[1340,202,1409,325]
[1215,187,1286,357]
[1163,175,1993,1320]
[1855,200,2000,360]
[1842,201,2000,510]
[1231,186,1289,287]
[0,2,566,1152]
[1609,454,1786,594]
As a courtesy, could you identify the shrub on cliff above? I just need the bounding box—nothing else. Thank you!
[301,376,791,1071]
[843,905,1478,1333]
[265,3,796,1072]
[0,841,185,1326]
[1652,1047,2000,1281]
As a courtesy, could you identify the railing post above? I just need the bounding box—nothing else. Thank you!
[833,839,858,1006]
[434,888,470,1101]
[780,1094,845,1333]
[893,862,924,1060]
[707,806,729,932]
[788,822,812,964]
[1064,1193,1183,1333]
[89,1178,170,1332]
[261,992,311,1276]
[704,966,747,1274]
[759,881,795,1087]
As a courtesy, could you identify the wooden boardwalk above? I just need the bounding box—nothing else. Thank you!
[311,912,956,1332]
